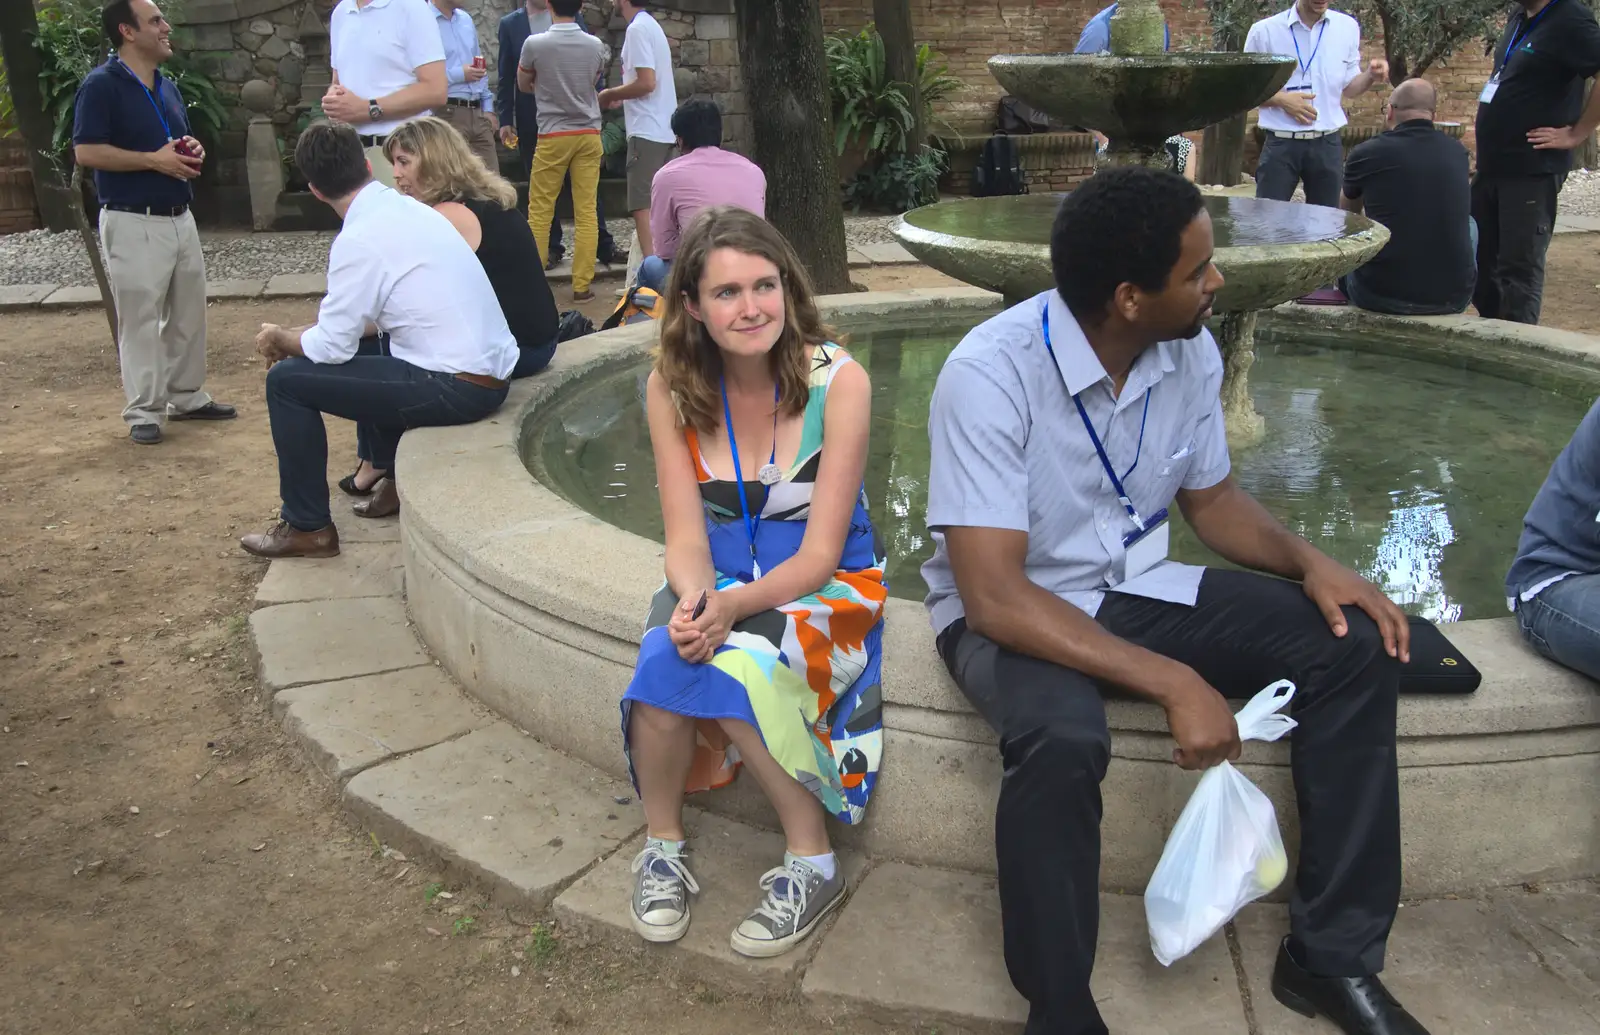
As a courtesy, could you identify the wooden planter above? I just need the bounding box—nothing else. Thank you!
[0,136,40,235]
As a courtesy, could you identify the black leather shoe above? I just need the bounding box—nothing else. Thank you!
[129,423,161,445]
[1272,938,1430,1035]
[171,401,236,421]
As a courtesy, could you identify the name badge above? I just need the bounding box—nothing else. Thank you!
[1479,75,1499,104]
[1123,508,1170,582]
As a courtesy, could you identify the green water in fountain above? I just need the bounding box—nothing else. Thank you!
[903,194,1368,249]
[530,325,1586,622]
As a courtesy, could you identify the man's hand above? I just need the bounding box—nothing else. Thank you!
[255,324,289,366]
[1301,555,1410,662]
[464,63,487,83]
[485,111,498,132]
[1164,671,1242,771]
[1529,125,1586,151]
[321,86,369,125]
[179,135,206,164]
[598,87,622,110]
[498,124,516,147]
[1367,57,1389,83]
[148,140,202,180]
[1279,91,1318,125]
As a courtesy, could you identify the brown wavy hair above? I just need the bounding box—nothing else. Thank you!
[382,116,518,210]
[655,206,838,434]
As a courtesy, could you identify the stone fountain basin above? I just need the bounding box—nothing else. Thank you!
[895,194,1390,310]
[989,52,1295,142]
[398,288,1599,896]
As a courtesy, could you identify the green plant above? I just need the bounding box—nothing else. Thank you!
[452,914,476,936]
[843,144,945,214]
[525,923,557,965]
[824,26,960,158]
[423,881,445,902]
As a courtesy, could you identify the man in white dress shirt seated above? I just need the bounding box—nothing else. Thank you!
[241,121,520,560]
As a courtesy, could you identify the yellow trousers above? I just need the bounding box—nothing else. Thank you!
[528,130,603,294]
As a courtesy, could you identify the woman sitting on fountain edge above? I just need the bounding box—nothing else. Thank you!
[921,166,1430,1035]
[618,206,886,958]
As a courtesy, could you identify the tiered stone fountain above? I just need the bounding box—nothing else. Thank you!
[893,0,1390,443]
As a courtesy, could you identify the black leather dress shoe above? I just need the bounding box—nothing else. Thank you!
[1271,938,1431,1035]
[171,401,236,421]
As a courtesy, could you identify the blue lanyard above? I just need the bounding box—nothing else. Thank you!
[119,58,174,139]
[1505,0,1560,67]
[1042,304,1154,532]
[1290,18,1329,82]
[719,378,780,578]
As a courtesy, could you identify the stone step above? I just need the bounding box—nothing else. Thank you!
[249,596,429,694]
[254,543,404,606]
[273,665,491,782]
[343,723,641,908]
[552,809,866,996]
[802,863,1245,1033]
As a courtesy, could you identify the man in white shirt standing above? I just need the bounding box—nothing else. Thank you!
[432,0,498,171]
[322,0,447,187]
[599,0,678,258]
[1244,0,1388,206]
[242,122,519,560]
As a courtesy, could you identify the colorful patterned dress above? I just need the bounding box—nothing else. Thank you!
[621,343,887,824]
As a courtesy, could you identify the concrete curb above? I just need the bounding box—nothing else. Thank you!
[0,245,923,313]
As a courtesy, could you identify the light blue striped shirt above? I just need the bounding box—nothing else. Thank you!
[435,5,491,112]
[922,291,1232,633]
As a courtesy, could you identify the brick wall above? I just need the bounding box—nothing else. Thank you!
[818,1,1498,157]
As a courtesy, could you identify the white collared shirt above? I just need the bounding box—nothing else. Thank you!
[921,291,1232,634]
[301,183,519,381]
[329,0,445,137]
[1245,5,1363,134]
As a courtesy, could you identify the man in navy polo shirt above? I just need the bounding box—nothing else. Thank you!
[74,0,233,444]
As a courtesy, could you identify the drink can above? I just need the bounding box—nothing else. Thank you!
[472,55,486,70]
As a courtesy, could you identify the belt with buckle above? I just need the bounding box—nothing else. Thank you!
[357,133,389,147]
[442,98,483,110]
[454,372,508,390]
[103,202,188,217]
[1267,129,1340,140]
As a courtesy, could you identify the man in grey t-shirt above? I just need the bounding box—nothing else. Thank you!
[923,168,1431,1035]
[517,0,608,300]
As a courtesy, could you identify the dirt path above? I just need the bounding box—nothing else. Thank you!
[2,249,1596,1035]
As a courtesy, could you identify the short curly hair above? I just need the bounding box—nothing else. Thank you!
[1050,167,1205,326]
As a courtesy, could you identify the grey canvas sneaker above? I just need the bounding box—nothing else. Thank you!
[729,855,848,958]
[629,840,699,943]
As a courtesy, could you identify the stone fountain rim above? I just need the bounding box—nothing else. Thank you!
[988,51,1299,66]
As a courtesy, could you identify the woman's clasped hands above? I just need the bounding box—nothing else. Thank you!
[668,588,736,664]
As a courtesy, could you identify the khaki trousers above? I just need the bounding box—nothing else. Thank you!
[529,131,603,293]
[99,207,211,427]
[439,104,499,172]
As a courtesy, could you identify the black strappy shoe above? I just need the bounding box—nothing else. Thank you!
[338,463,381,498]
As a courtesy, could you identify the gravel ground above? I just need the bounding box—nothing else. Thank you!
[0,212,906,288]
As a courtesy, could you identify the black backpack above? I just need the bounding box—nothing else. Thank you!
[973,134,1027,198]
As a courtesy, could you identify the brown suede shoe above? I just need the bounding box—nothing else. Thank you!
[240,520,340,559]
[353,477,399,519]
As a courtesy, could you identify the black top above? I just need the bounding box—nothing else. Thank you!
[1343,120,1475,313]
[1475,0,1600,177]
[461,197,558,353]
[72,58,193,208]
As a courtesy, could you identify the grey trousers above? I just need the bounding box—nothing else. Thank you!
[100,207,211,427]
[1255,132,1344,207]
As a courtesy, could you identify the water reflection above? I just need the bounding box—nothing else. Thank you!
[532,329,1584,620]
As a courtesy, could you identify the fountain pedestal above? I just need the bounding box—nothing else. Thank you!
[1218,311,1265,445]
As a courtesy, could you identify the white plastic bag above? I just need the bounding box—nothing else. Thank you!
[1144,679,1298,967]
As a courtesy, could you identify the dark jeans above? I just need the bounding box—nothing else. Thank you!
[520,137,615,259]
[1472,171,1563,325]
[1255,133,1344,207]
[1516,574,1600,682]
[266,354,507,531]
[937,568,1402,1035]
[512,337,558,379]
[1339,219,1479,316]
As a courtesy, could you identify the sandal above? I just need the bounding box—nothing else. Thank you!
[338,463,386,498]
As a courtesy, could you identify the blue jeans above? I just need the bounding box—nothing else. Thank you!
[1516,574,1600,682]
[266,355,506,530]
[636,254,670,294]
[1340,219,1479,316]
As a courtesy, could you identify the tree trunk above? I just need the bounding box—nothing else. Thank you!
[872,0,924,152]
[734,0,851,293]
[1199,114,1247,186]
[0,0,80,231]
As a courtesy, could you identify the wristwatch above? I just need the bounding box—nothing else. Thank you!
[368,99,383,123]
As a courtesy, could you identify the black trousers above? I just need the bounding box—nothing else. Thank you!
[937,569,1402,1035]
[518,136,616,259]
[1254,133,1344,207]
[1471,172,1563,325]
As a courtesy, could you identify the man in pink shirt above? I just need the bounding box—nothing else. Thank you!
[636,100,766,292]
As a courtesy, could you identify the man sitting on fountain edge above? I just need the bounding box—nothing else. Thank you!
[923,167,1429,1035]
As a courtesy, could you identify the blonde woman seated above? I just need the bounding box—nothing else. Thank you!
[622,206,886,958]
[338,116,562,504]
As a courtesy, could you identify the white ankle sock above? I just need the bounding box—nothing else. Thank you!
[787,850,837,880]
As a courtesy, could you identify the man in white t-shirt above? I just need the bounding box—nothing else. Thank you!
[323,0,448,187]
[598,0,678,257]
[1244,1,1387,206]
